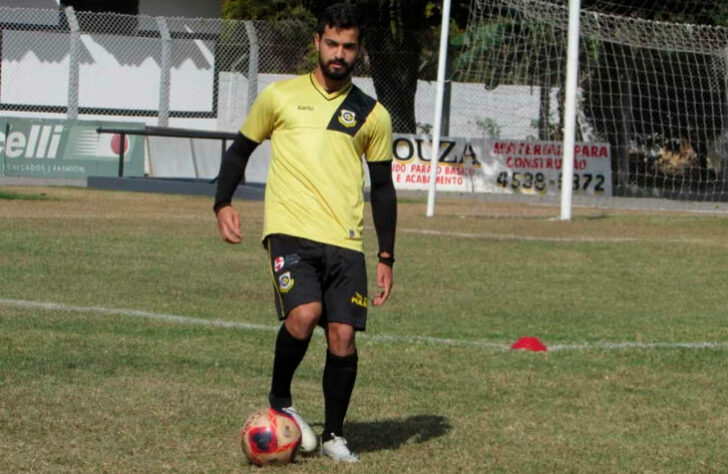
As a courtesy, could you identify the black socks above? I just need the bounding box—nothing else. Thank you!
[268,324,311,410]
[268,324,358,441]
[322,350,358,441]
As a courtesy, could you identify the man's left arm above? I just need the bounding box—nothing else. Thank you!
[367,160,397,306]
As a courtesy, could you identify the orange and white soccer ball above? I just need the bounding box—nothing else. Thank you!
[240,408,302,466]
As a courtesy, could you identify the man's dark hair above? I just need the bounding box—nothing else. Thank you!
[316,3,364,41]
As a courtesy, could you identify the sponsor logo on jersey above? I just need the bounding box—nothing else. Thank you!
[274,256,285,272]
[338,109,357,128]
[350,292,368,308]
[297,105,314,111]
[284,253,301,267]
[278,271,294,293]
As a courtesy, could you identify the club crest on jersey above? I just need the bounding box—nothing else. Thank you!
[274,256,285,272]
[278,271,294,293]
[338,109,357,128]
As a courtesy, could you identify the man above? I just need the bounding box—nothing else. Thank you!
[214,3,397,463]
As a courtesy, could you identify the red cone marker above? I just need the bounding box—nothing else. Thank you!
[511,337,548,352]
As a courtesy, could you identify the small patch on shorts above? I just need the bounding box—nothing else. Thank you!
[278,271,294,293]
[350,292,368,308]
[273,254,301,273]
[284,253,301,267]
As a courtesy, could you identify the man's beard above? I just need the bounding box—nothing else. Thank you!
[319,56,354,81]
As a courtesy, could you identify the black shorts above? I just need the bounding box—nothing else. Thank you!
[265,234,369,331]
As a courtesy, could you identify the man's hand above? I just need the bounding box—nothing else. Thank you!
[372,262,393,306]
[216,205,243,244]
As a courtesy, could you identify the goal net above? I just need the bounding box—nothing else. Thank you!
[455,0,728,201]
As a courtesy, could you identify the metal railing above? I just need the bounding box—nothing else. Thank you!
[97,126,236,177]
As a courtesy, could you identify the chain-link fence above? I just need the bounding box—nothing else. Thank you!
[0,6,440,135]
[456,0,728,201]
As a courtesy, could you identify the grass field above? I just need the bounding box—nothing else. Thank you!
[2,186,728,472]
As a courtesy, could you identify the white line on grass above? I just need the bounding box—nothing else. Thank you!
[398,227,720,245]
[0,298,276,332]
[548,341,728,351]
[2,298,727,352]
[399,227,638,243]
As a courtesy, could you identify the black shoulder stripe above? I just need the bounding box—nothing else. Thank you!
[326,85,377,137]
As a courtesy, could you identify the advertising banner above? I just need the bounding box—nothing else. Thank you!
[391,134,612,196]
[0,117,144,178]
[482,139,612,196]
[391,135,482,192]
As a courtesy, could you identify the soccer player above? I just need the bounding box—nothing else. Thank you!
[213,3,396,463]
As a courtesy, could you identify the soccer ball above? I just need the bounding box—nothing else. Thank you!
[240,408,302,466]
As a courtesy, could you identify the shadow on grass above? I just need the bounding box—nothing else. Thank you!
[345,415,451,453]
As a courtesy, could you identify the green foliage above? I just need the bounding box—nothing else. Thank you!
[416,122,432,134]
[221,0,314,22]
[579,0,728,26]
[582,43,724,180]
[461,1,728,183]
[220,1,472,133]
[474,117,501,139]
[59,0,139,14]
[529,118,560,141]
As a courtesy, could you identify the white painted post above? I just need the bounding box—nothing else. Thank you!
[426,0,452,217]
[226,53,248,124]
[64,7,80,121]
[156,17,171,127]
[244,21,259,114]
[560,0,582,220]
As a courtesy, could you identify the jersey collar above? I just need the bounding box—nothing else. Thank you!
[309,72,353,101]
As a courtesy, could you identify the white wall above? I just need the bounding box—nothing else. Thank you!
[1,31,216,111]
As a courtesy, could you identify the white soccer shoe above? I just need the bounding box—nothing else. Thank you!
[281,406,317,454]
[321,434,359,463]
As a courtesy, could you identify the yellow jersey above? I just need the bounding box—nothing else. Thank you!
[241,73,393,252]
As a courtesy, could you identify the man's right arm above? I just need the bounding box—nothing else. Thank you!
[214,132,259,244]
[214,132,260,213]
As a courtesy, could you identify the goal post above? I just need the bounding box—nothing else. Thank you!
[560,0,582,220]
[455,0,728,207]
[426,0,453,217]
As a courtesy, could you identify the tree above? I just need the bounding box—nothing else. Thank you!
[454,12,567,140]
[222,0,471,133]
[60,0,139,33]
[458,0,728,192]
[222,0,312,22]
[60,0,139,14]
[344,1,470,132]
[578,0,728,25]
[580,1,728,193]
[356,1,434,133]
